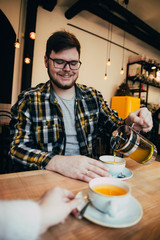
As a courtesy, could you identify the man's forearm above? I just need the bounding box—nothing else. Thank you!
[10,143,54,169]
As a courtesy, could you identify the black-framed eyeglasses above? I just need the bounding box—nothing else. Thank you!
[48,57,82,70]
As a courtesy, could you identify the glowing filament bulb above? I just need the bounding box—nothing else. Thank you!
[107,58,111,66]
[104,73,107,80]
[24,57,31,64]
[14,39,20,48]
[30,32,36,40]
[120,67,124,75]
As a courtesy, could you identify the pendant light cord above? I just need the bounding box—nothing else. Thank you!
[121,1,128,69]
[122,30,126,67]
[107,22,112,60]
[17,0,23,39]
[108,24,112,59]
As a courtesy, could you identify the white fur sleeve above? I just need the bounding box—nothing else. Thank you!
[0,200,41,240]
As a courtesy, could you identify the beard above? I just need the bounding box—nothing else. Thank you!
[48,68,78,90]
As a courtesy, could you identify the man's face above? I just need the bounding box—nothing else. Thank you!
[45,47,80,90]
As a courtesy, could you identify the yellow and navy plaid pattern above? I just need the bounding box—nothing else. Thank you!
[10,81,124,169]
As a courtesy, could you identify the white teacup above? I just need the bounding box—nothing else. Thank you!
[89,177,131,217]
[99,155,126,177]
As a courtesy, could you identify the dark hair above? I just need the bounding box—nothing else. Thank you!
[45,30,81,57]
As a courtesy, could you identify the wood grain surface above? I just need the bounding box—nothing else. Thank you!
[0,158,160,240]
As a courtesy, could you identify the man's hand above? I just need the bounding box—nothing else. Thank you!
[125,107,153,132]
[46,155,111,182]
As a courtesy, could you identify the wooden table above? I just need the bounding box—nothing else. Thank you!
[0,158,160,240]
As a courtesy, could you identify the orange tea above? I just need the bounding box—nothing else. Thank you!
[93,184,127,196]
[128,142,154,163]
[104,161,123,164]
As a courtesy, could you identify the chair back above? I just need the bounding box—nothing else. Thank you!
[0,110,12,173]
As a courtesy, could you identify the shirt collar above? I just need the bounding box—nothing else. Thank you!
[49,82,85,103]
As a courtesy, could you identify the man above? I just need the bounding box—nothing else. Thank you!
[10,30,153,182]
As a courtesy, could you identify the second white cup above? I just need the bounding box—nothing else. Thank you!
[99,155,126,177]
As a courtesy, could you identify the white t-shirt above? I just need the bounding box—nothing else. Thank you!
[55,93,80,156]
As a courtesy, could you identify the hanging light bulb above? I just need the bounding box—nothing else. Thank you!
[104,23,112,80]
[107,58,111,66]
[106,24,112,67]
[30,32,36,40]
[120,67,124,75]
[120,29,126,75]
[24,57,31,64]
[104,73,108,80]
[14,39,20,49]
[14,0,22,48]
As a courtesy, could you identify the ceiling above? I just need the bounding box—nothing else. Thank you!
[55,0,160,51]
[57,0,160,32]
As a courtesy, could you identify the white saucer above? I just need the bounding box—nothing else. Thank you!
[112,168,133,180]
[76,189,143,228]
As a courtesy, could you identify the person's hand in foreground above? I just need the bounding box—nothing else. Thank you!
[46,155,111,182]
[125,107,153,132]
[39,187,81,234]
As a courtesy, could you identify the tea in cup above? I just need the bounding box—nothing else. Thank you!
[99,155,126,177]
[89,177,131,217]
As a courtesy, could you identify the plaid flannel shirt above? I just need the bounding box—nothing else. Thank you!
[10,80,124,169]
